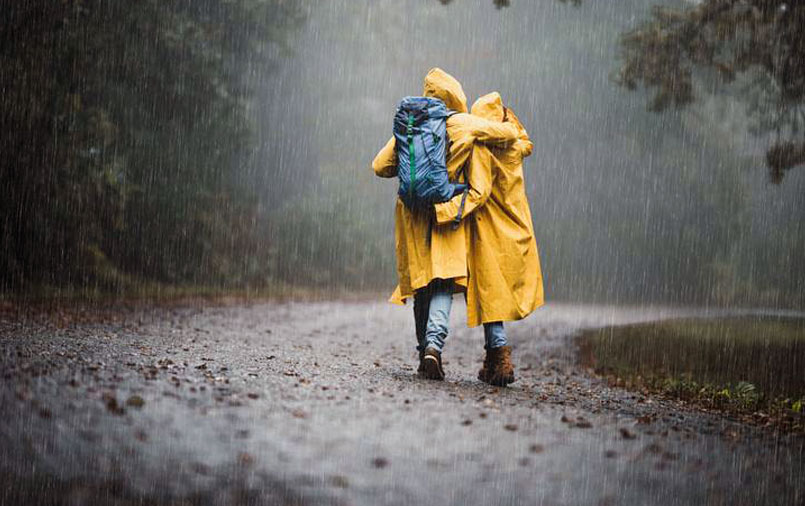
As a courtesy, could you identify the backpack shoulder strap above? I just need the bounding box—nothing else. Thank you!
[451,165,470,230]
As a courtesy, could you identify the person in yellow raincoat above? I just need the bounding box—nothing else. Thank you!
[373,69,519,380]
[434,92,544,386]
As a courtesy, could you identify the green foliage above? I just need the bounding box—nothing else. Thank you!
[584,317,805,430]
[657,378,762,410]
[584,316,805,404]
[266,164,395,289]
[615,0,805,182]
[0,1,302,291]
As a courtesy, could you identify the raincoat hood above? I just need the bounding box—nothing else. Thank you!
[472,92,532,157]
[470,92,505,122]
[423,68,468,113]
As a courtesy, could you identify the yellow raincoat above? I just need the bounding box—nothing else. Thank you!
[434,92,544,327]
[373,69,520,304]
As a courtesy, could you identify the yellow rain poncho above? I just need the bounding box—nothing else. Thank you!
[434,92,544,326]
[373,69,520,304]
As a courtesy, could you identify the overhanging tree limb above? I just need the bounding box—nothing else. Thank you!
[615,0,805,183]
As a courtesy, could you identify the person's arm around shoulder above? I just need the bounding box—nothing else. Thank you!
[373,137,397,178]
[465,114,519,146]
[433,145,494,225]
[506,108,533,158]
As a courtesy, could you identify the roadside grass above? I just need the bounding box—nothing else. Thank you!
[0,281,385,317]
[579,316,805,432]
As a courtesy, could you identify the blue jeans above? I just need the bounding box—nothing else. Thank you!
[484,321,508,349]
[413,279,453,353]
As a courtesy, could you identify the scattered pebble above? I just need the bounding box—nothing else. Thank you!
[644,443,663,454]
[126,395,145,408]
[103,395,125,415]
[237,452,254,467]
[331,475,349,488]
[191,462,210,475]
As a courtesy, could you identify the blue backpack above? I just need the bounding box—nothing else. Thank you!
[393,97,469,226]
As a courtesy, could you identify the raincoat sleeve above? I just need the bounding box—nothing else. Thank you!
[513,139,533,158]
[507,109,533,158]
[373,137,397,178]
[433,146,493,225]
[469,116,519,146]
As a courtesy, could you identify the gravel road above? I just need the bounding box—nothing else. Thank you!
[0,301,802,505]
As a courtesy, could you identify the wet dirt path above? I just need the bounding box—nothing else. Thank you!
[0,302,802,505]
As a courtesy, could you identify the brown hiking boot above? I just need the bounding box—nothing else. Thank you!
[478,345,515,386]
[421,346,445,380]
[478,352,493,383]
[417,349,425,374]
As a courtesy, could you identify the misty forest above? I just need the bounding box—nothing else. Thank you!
[1,1,804,505]
[3,0,804,306]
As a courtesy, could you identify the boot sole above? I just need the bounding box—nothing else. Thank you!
[478,371,515,386]
[488,375,515,387]
[421,355,444,381]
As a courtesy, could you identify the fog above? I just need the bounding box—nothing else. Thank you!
[258,0,805,307]
[2,0,802,307]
